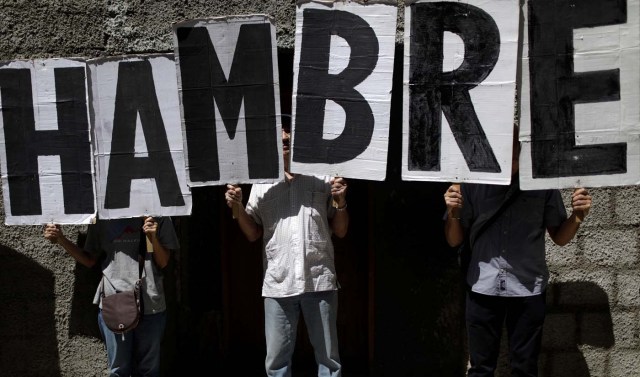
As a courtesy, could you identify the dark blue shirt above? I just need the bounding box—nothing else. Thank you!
[460,182,567,296]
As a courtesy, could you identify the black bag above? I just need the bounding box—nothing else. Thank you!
[100,279,141,334]
[100,228,147,334]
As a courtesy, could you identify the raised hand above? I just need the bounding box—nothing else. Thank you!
[444,183,463,219]
[330,177,348,209]
[571,188,592,222]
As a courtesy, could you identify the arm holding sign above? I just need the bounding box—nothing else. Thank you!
[225,184,263,242]
[143,216,171,269]
[547,187,592,246]
[329,177,349,238]
[443,183,465,248]
[44,224,98,268]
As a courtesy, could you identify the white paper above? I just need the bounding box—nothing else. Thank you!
[402,0,519,184]
[0,58,97,225]
[89,54,192,219]
[519,0,640,189]
[290,1,397,180]
[173,15,283,186]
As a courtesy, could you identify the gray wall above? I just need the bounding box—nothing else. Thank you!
[0,1,638,376]
[539,187,640,377]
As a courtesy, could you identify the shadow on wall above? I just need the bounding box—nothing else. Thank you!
[540,281,614,376]
[494,281,614,376]
[496,282,614,377]
[68,231,103,339]
[0,244,62,377]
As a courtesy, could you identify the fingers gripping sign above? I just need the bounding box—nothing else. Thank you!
[225,184,243,219]
[330,177,348,210]
[571,187,592,223]
[44,223,63,244]
[444,183,463,219]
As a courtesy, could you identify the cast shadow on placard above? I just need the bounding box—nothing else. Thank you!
[0,244,62,377]
[540,281,614,377]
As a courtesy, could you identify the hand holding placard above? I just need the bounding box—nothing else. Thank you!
[225,184,243,219]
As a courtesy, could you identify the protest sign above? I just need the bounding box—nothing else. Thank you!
[89,54,192,219]
[402,0,519,184]
[290,0,397,180]
[519,0,640,189]
[0,58,96,225]
[174,14,283,186]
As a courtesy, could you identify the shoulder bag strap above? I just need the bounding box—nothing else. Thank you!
[138,228,147,280]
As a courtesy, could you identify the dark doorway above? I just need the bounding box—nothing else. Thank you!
[172,48,372,376]
[170,46,466,377]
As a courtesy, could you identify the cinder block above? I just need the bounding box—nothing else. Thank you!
[543,313,577,349]
[582,229,638,267]
[549,271,615,308]
[546,238,581,267]
[580,312,615,348]
[611,311,639,349]
[610,350,640,377]
[616,272,640,307]
[579,346,610,377]
[613,186,640,226]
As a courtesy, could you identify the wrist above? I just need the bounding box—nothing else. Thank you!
[572,211,584,224]
[334,202,347,211]
[55,235,66,245]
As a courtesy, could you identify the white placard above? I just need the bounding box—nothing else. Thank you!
[0,58,97,225]
[402,0,519,184]
[173,15,283,186]
[290,0,397,180]
[519,0,640,189]
[89,54,192,219]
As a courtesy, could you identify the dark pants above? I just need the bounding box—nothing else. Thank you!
[466,291,546,377]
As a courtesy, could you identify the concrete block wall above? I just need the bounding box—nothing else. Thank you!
[538,187,640,377]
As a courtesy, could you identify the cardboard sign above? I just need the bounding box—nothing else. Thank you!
[173,15,283,186]
[519,0,640,189]
[290,0,397,180]
[0,59,96,225]
[89,54,192,219]
[402,0,520,184]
